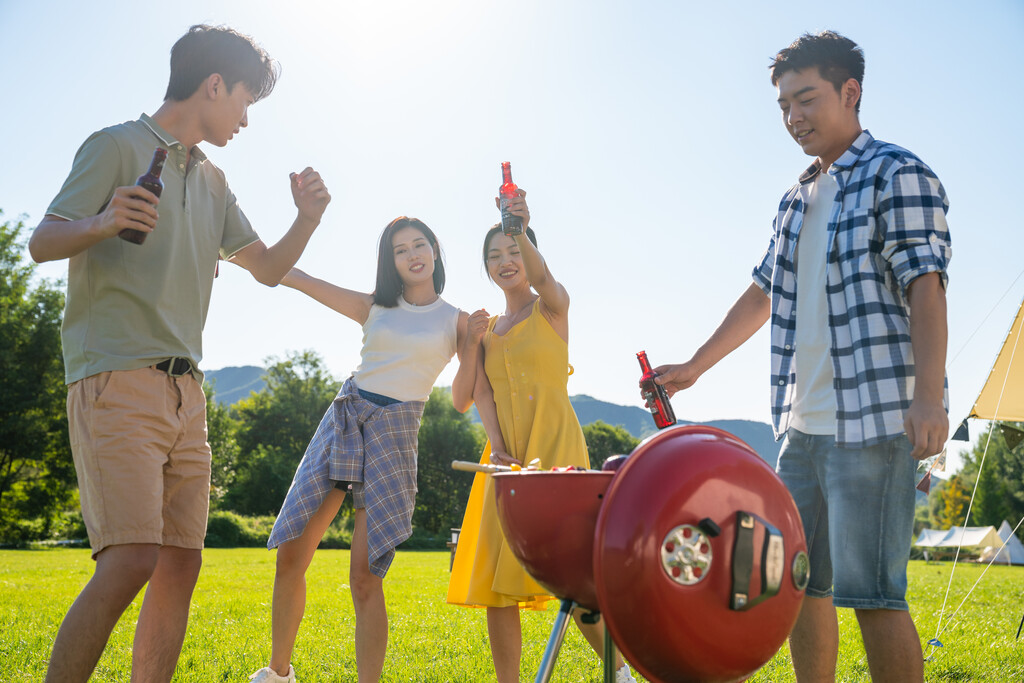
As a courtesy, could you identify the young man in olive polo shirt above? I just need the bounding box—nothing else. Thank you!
[29,25,331,683]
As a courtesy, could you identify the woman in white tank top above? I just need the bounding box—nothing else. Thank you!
[249,217,488,683]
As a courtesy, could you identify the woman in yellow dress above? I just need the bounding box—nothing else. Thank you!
[447,189,634,683]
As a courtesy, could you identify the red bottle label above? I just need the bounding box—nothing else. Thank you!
[499,162,522,235]
[500,195,522,235]
[637,350,677,429]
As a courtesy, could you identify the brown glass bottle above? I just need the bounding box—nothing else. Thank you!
[499,161,522,236]
[638,350,677,429]
[119,147,168,244]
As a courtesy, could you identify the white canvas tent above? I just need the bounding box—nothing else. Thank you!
[978,520,1024,565]
[916,528,955,547]
[915,525,1003,549]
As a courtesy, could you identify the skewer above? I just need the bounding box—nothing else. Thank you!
[451,458,541,474]
[451,460,513,474]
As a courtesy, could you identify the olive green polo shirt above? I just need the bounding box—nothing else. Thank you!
[46,114,260,384]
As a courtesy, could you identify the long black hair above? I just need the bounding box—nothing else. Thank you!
[374,217,445,307]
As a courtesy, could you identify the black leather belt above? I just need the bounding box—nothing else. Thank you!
[154,357,192,377]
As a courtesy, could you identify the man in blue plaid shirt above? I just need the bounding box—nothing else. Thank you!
[654,31,949,682]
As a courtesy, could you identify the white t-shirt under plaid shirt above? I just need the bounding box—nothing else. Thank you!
[752,130,952,448]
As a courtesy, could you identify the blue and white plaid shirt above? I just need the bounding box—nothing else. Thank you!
[753,130,951,448]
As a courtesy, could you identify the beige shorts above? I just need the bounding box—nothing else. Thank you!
[67,366,211,557]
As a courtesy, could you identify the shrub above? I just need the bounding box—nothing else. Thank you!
[398,527,447,550]
[0,506,86,547]
[205,510,354,549]
[204,511,276,547]
[319,514,353,549]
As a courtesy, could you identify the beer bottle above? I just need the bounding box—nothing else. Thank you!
[119,147,168,244]
[638,350,677,429]
[499,161,523,236]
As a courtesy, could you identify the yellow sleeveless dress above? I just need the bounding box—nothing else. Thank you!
[447,300,590,609]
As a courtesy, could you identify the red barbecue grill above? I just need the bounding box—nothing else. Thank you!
[489,425,809,683]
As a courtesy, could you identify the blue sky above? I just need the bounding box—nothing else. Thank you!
[2,0,1022,471]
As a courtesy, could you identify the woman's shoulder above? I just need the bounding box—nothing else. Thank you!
[430,297,461,328]
[436,296,460,314]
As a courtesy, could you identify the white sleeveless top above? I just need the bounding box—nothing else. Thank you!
[352,296,460,402]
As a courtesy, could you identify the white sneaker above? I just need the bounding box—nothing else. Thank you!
[615,665,637,683]
[248,665,296,683]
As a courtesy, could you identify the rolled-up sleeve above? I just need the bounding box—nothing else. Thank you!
[879,165,951,293]
[752,220,778,296]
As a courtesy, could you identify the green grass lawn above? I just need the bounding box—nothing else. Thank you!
[1,550,1022,681]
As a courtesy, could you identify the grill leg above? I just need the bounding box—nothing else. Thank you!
[604,620,616,683]
[533,599,575,683]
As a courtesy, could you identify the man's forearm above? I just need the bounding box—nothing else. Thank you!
[692,282,771,374]
[30,216,105,262]
[908,273,947,401]
[248,216,320,285]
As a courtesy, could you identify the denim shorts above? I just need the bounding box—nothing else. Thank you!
[776,429,917,610]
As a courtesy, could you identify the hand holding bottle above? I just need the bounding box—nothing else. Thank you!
[101,185,160,243]
[638,351,677,429]
[118,147,167,244]
[494,188,530,234]
[497,162,529,235]
[650,361,704,398]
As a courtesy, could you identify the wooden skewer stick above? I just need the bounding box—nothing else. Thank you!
[450,458,541,474]
[451,460,512,474]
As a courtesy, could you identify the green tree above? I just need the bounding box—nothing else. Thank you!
[960,421,1024,534]
[927,478,947,528]
[224,350,341,515]
[0,212,75,542]
[913,501,932,537]
[413,387,485,535]
[204,380,241,510]
[581,420,640,469]
[937,474,973,529]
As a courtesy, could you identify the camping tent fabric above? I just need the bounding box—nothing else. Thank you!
[978,520,1024,565]
[914,525,1002,548]
[970,295,1024,421]
[916,528,954,547]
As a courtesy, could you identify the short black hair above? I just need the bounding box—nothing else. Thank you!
[770,31,864,112]
[374,217,446,308]
[482,224,538,280]
[164,24,279,102]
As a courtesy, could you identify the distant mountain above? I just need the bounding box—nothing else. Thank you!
[203,367,782,467]
[572,395,781,468]
[467,393,782,468]
[570,394,657,440]
[205,365,265,405]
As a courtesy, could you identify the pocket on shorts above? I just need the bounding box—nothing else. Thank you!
[92,369,151,411]
[89,371,115,405]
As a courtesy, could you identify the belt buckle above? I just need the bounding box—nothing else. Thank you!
[158,357,191,377]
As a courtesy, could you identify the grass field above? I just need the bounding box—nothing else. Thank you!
[1,549,1022,682]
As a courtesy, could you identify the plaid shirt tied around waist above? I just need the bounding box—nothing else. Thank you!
[752,130,951,448]
[268,378,425,578]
